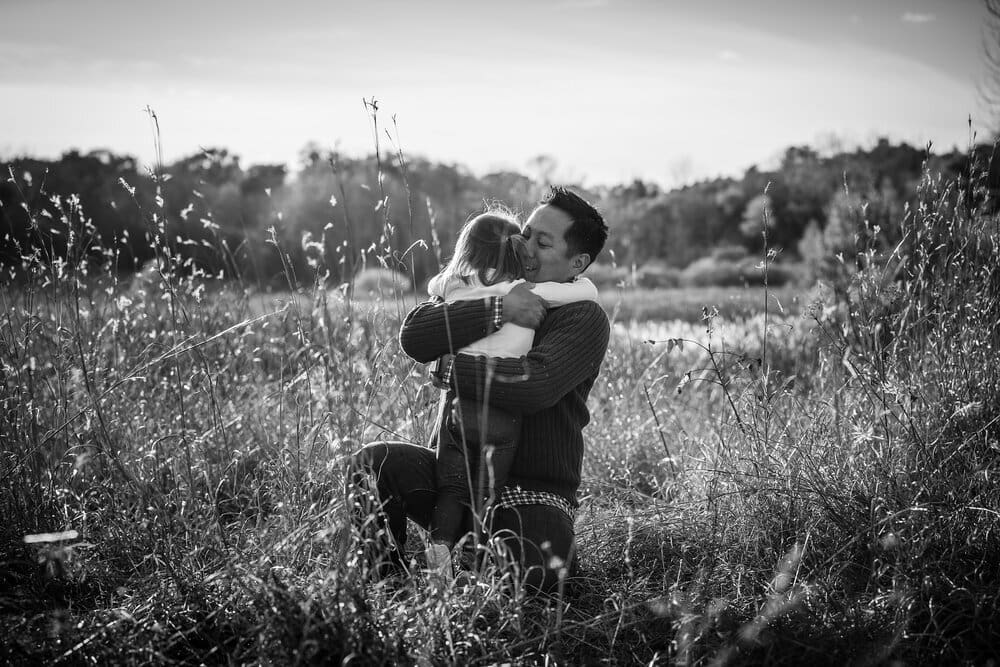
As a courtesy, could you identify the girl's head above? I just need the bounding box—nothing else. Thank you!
[441,212,527,287]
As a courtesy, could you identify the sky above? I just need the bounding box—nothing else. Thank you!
[0,0,989,187]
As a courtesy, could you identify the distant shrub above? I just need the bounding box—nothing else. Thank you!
[736,259,799,287]
[681,255,797,288]
[353,267,411,296]
[774,261,807,285]
[680,256,743,287]
[711,244,749,262]
[635,262,681,288]
[583,262,630,289]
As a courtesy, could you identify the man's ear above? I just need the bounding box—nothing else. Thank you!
[571,253,591,274]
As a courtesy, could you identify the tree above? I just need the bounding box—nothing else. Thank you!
[527,154,558,186]
[740,194,772,241]
[983,0,1000,136]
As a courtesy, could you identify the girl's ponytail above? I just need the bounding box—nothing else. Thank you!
[485,230,526,286]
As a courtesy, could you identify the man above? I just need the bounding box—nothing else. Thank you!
[351,186,610,592]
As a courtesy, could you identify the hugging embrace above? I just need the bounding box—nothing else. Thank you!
[350,186,610,593]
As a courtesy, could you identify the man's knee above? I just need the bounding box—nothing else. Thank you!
[345,442,399,522]
[347,442,403,500]
[491,539,573,594]
[349,441,389,475]
[524,538,576,593]
[488,507,576,594]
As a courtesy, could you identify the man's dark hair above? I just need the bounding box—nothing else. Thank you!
[541,186,608,269]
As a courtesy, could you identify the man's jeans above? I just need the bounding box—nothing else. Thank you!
[350,441,576,592]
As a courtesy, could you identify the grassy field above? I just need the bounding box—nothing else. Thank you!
[599,285,805,324]
[247,283,806,325]
[2,164,999,665]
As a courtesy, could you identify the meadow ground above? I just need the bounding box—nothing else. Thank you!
[2,164,1000,665]
[246,284,804,325]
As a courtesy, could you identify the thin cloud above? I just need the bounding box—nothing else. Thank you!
[718,50,742,63]
[902,12,936,24]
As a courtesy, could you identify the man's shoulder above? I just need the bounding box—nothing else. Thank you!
[545,300,610,335]
[549,299,608,320]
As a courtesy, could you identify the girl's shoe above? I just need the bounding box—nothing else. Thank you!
[424,543,454,579]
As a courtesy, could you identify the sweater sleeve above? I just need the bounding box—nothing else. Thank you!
[449,301,610,414]
[529,276,598,306]
[398,297,497,363]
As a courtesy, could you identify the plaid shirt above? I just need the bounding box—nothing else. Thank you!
[498,485,577,520]
[489,295,504,331]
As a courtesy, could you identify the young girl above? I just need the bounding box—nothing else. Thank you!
[424,212,598,578]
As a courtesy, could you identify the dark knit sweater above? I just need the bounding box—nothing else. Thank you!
[398,297,610,505]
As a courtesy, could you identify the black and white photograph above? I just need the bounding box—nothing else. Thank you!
[2,0,997,664]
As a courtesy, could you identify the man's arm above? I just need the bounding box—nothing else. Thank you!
[447,301,610,415]
[398,297,499,363]
[399,286,548,363]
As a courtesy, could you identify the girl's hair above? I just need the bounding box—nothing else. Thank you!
[439,212,527,287]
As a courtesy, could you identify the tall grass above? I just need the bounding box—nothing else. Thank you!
[2,133,998,664]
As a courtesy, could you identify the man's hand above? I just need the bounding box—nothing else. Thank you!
[503,284,547,329]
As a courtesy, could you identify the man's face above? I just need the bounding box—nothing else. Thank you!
[520,204,585,283]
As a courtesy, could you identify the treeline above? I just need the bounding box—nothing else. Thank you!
[0,139,991,290]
